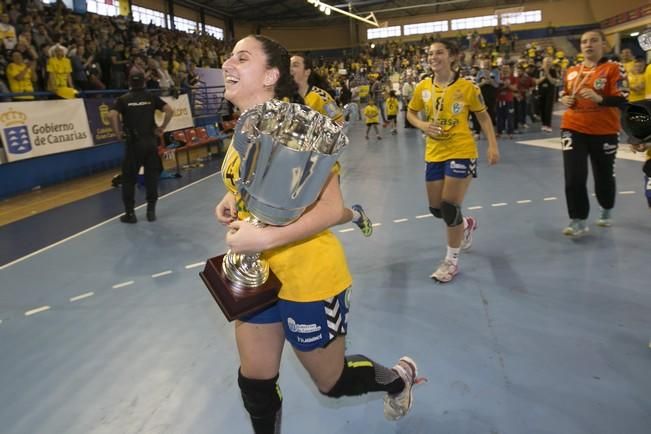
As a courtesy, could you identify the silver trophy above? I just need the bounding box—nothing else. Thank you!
[200,99,348,321]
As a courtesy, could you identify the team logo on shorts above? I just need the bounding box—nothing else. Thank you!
[452,102,464,114]
[593,78,606,90]
[287,317,321,334]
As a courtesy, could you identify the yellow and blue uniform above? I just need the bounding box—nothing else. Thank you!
[409,76,486,163]
[304,86,344,124]
[221,142,352,350]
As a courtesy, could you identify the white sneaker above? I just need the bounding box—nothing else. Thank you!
[461,216,478,251]
[596,208,612,227]
[430,260,459,283]
[383,356,426,421]
[562,219,589,237]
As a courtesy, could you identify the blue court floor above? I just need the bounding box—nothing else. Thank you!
[1,115,650,434]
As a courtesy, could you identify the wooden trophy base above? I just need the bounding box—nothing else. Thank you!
[199,254,281,322]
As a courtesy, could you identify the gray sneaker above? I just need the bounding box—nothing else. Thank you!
[562,219,589,237]
[383,356,426,421]
[596,208,612,227]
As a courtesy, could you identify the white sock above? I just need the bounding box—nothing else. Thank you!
[351,208,361,222]
[446,246,460,265]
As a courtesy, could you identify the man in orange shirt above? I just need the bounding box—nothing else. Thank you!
[559,30,628,237]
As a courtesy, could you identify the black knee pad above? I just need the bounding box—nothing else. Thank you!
[429,207,442,219]
[441,201,463,227]
[322,355,403,398]
[238,370,282,419]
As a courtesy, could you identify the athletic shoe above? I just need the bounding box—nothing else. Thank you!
[562,219,589,237]
[120,213,137,224]
[430,260,459,283]
[461,216,478,251]
[365,135,369,140]
[383,356,426,421]
[596,208,612,227]
[351,204,373,237]
[377,136,382,140]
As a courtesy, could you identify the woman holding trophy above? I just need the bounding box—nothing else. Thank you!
[215,35,424,434]
[407,40,500,283]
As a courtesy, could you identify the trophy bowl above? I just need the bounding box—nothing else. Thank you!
[201,99,348,321]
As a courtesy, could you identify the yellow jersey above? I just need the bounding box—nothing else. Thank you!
[409,76,486,162]
[645,64,651,99]
[304,86,343,124]
[46,57,72,89]
[363,104,380,124]
[386,97,399,116]
[6,62,34,98]
[221,142,352,302]
[628,72,645,102]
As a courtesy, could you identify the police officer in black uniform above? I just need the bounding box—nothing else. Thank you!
[108,71,174,223]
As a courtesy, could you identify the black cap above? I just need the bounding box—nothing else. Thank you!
[622,100,651,142]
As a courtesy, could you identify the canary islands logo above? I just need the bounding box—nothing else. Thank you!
[0,108,31,155]
[99,103,111,126]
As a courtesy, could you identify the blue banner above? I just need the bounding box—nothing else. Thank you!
[84,98,118,146]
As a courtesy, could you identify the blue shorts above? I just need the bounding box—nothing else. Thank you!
[240,288,351,352]
[426,159,478,182]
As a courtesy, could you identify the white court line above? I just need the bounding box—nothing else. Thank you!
[112,280,134,289]
[467,206,483,210]
[393,218,408,223]
[543,197,558,201]
[338,228,355,233]
[152,270,173,278]
[70,292,94,302]
[25,306,51,316]
[185,262,204,270]
[491,203,508,207]
[619,191,636,195]
[415,214,432,219]
[371,223,382,227]
[517,200,532,204]
[517,138,646,162]
[0,172,221,270]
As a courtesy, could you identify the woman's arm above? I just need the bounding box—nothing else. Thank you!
[226,171,345,254]
[475,110,500,165]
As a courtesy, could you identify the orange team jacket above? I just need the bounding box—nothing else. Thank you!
[561,59,627,135]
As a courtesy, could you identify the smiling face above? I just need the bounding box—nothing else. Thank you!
[580,31,605,61]
[222,36,278,111]
[428,42,454,75]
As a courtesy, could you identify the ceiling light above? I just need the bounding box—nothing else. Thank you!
[630,31,640,37]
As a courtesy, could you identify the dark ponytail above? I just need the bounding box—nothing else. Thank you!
[250,35,303,103]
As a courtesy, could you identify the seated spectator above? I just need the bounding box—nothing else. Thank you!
[70,45,90,90]
[6,51,35,100]
[0,12,17,51]
[47,43,75,98]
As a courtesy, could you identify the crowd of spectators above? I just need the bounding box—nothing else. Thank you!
[1,0,647,136]
[0,0,229,99]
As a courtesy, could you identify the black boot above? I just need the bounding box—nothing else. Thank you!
[120,212,137,223]
[146,202,156,222]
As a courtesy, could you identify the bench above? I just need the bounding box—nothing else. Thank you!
[159,126,230,174]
